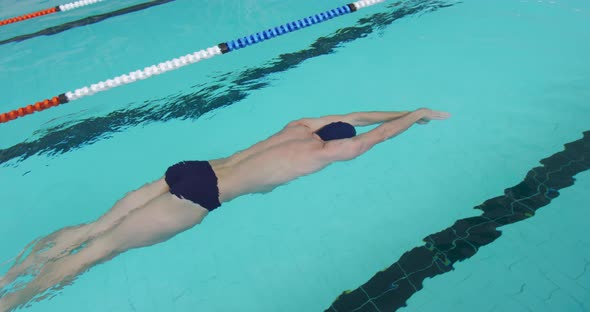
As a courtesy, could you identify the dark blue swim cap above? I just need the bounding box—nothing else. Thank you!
[315,122,356,141]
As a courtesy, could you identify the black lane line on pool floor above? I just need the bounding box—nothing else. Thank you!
[0,0,175,46]
[0,0,455,166]
[327,131,590,312]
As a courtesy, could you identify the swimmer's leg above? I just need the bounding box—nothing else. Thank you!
[91,178,170,233]
[0,178,169,290]
[0,193,207,311]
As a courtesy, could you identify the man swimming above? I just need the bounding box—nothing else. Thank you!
[0,107,450,311]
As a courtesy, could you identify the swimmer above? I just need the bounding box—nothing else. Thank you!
[0,108,450,311]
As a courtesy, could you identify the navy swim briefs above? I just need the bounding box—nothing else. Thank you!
[165,160,221,211]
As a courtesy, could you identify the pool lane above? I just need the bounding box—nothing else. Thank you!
[327,131,590,312]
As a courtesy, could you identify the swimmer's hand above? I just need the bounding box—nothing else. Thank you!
[415,108,451,125]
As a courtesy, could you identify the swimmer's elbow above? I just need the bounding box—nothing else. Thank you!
[322,140,369,161]
[349,140,374,159]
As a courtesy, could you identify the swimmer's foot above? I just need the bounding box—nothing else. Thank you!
[0,241,99,312]
[0,225,93,292]
[0,262,64,312]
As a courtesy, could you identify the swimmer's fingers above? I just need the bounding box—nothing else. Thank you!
[417,109,451,121]
[431,111,451,120]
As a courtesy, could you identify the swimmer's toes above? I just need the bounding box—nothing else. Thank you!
[0,275,12,292]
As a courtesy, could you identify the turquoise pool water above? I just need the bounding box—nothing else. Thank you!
[1,0,589,311]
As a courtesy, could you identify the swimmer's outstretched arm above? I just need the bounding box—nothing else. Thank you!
[320,108,450,161]
[289,111,411,131]
[343,111,412,126]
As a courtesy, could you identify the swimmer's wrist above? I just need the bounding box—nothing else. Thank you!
[410,109,427,120]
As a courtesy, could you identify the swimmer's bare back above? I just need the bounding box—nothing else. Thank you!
[214,108,450,199]
[0,108,449,311]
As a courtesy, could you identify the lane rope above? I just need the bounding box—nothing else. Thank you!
[0,0,105,27]
[0,0,385,124]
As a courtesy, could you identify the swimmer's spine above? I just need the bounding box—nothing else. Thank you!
[0,0,105,27]
[0,0,384,124]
